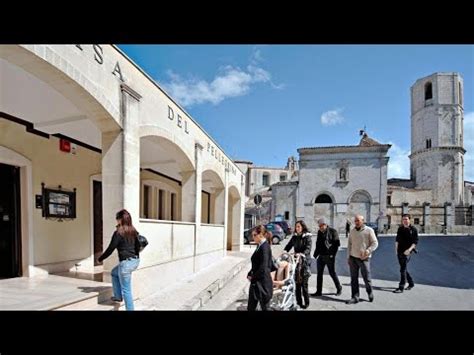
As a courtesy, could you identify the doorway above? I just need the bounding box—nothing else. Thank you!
[0,163,22,278]
[93,180,103,266]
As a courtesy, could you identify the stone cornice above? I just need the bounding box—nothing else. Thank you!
[298,144,391,155]
[409,146,466,159]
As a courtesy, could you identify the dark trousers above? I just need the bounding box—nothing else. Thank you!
[316,255,341,294]
[248,283,270,311]
[397,254,414,288]
[296,278,309,308]
[348,256,373,299]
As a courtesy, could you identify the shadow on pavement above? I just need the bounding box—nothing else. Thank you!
[309,236,474,290]
[316,295,347,303]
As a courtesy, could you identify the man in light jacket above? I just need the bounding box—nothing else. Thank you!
[346,214,378,304]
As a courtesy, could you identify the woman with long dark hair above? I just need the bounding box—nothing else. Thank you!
[247,225,274,311]
[284,220,312,309]
[98,209,140,310]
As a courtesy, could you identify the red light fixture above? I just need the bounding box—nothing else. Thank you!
[59,139,71,153]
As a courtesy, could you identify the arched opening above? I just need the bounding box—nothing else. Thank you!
[348,190,372,223]
[227,185,242,251]
[315,194,333,203]
[424,82,433,100]
[314,193,335,230]
[459,82,463,106]
[139,135,194,222]
[201,169,225,225]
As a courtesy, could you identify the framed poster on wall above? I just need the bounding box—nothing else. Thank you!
[42,184,76,219]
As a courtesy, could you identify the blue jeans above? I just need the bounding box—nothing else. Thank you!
[111,257,139,310]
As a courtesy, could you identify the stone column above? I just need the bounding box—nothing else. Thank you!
[214,187,225,225]
[193,143,203,271]
[237,176,245,251]
[231,188,243,251]
[423,202,431,233]
[444,202,453,234]
[101,83,141,279]
[194,143,203,226]
[181,171,196,222]
[471,205,474,227]
[223,168,229,255]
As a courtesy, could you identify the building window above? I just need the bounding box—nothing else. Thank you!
[158,189,165,220]
[171,193,176,221]
[424,82,433,100]
[285,211,290,220]
[387,195,391,205]
[143,185,150,218]
[414,218,420,225]
[262,173,270,186]
[426,139,432,149]
[459,82,462,105]
[280,174,286,182]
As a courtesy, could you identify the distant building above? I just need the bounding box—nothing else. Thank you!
[241,72,474,234]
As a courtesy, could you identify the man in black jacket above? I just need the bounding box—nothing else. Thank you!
[393,214,418,293]
[311,218,342,297]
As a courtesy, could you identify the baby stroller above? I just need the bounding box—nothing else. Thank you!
[269,252,305,311]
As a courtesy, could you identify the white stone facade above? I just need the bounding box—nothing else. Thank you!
[0,45,245,300]
[410,73,465,205]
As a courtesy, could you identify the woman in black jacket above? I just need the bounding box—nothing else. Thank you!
[97,209,140,310]
[284,220,312,309]
[247,225,274,311]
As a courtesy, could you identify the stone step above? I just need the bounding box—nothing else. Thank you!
[54,286,113,310]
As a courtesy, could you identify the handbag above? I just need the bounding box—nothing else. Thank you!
[137,234,148,252]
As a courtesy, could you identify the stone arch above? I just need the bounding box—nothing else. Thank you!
[139,125,195,170]
[314,191,336,204]
[0,45,120,132]
[348,190,373,223]
[202,169,225,225]
[313,191,335,231]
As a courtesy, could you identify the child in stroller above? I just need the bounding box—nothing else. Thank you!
[269,252,306,311]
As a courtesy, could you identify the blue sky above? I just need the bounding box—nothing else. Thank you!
[119,45,474,180]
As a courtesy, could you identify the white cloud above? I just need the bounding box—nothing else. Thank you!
[321,108,345,126]
[250,46,264,64]
[162,46,283,107]
[387,142,411,179]
[464,111,474,181]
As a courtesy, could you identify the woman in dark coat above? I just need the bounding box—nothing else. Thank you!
[247,225,274,311]
[284,220,312,309]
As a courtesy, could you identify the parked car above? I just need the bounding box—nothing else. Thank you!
[265,223,285,244]
[272,221,292,236]
[243,223,286,245]
[365,222,379,236]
